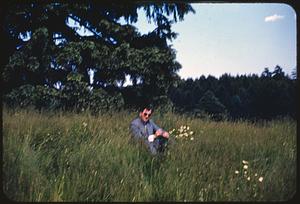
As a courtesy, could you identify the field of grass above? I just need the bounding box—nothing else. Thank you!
[2,108,297,202]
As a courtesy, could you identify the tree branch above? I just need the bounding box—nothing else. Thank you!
[67,14,101,38]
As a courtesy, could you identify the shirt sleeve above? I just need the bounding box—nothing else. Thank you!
[150,120,162,133]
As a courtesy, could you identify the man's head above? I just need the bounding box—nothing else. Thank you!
[139,107,153,123]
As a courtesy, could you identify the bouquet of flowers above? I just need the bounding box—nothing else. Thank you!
[169,125,195,141]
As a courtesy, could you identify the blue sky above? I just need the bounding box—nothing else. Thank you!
[130,3,296,79]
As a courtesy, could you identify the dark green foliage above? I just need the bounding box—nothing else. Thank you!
[248,75,295,119]
[60,73,91,111]
[4,84,60,110]
[169,66,296,120]
[3,1,194,111]
[2,2,193,89]
[3,27,56,90]
[4,73,124,113]
[195,90,226,120]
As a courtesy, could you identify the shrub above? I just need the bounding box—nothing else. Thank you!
[3,73,125,113]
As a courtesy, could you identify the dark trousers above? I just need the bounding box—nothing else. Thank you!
[154,136,169,153]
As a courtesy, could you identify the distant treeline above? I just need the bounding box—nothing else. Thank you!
[3,65,296,121]
[169,65,297,120]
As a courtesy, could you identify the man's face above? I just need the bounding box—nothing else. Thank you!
[140,108,152,122]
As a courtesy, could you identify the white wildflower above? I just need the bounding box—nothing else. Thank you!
[258,177,263,182]
[243,165,248,170]
[242,160,249,164]
[235,170,239,174]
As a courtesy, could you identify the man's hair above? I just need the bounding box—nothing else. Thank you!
[139,104,154,113]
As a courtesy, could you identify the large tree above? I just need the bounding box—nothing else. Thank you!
[2,1,195,108]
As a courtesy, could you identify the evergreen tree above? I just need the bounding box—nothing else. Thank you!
[3,1,195,108]
[195,90,226,120]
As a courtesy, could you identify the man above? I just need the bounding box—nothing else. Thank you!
[130,106,170,155]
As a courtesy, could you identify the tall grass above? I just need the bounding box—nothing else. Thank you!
[2,108,296,201]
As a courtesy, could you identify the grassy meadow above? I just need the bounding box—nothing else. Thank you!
[2,108,297,202]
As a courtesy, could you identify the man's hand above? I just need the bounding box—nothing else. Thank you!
[155,129,169,139]
[155,129,163,137]
[162,131,169,139]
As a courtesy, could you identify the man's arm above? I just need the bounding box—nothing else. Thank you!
[150,120,169,139]
[150,119,161,133]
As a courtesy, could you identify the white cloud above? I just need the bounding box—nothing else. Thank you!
[265,14,284,22]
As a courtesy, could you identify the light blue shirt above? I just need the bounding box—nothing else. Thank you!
[130,117,164,154]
